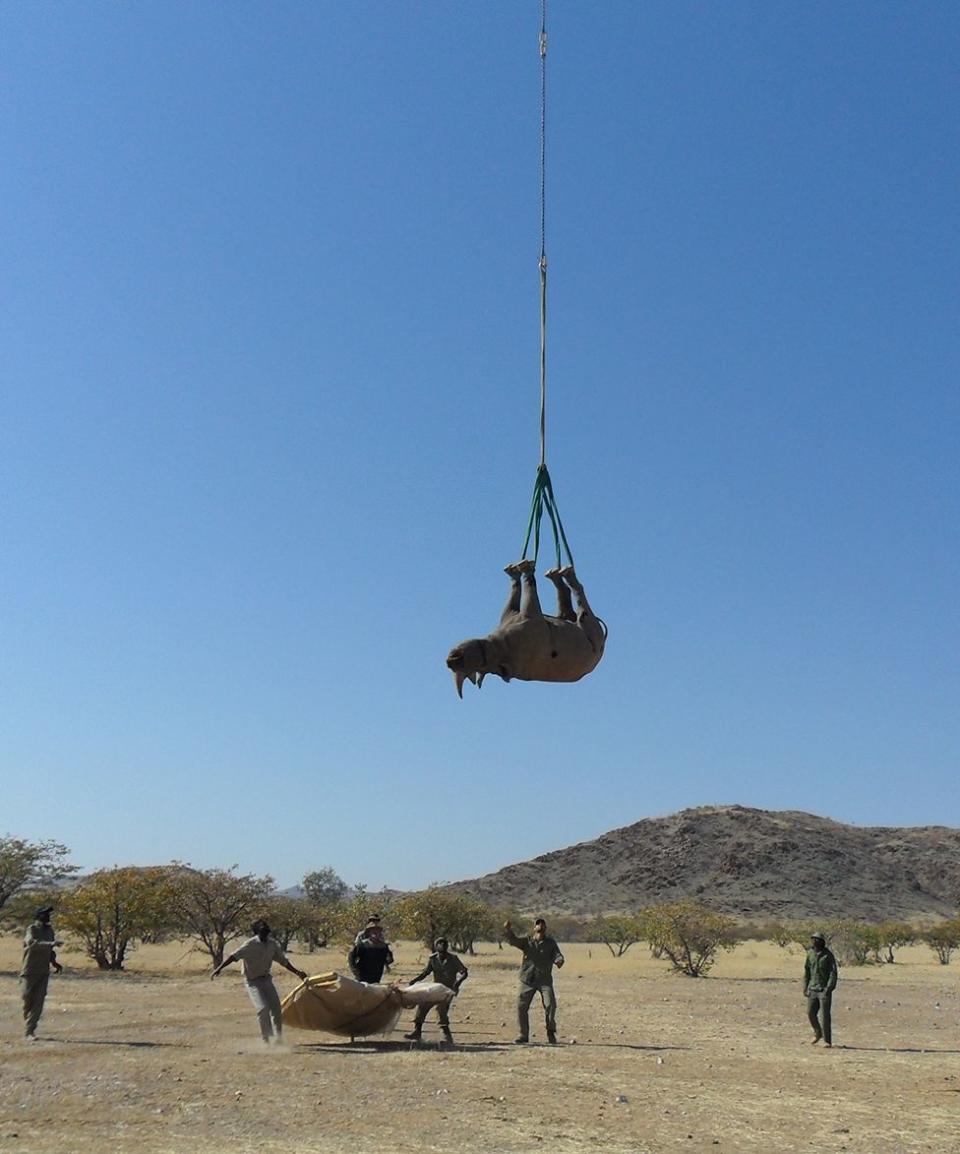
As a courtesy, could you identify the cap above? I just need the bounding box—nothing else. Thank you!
[34,906,54,918]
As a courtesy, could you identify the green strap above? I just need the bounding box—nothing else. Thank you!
[518,10,576,574]
[520,464,574,569]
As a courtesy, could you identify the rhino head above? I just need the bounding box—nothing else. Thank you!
[446,636,511,697]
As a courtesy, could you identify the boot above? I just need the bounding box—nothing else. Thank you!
[404,1030,422,1042]
[441,1026,453,1044]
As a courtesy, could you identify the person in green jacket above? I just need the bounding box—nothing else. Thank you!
[403,937,468,1044]
[804,931,838,1046]
[504,917,564,1044]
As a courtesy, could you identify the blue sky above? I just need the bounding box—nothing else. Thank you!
[2,1,957,892]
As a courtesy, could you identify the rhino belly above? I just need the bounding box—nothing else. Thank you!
[507,619,602,683]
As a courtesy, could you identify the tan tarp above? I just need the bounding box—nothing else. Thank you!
[280,972,453,1038]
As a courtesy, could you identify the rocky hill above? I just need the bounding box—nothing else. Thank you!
[444,806,960,922]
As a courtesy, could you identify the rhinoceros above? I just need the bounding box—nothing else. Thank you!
[446,560,607,696]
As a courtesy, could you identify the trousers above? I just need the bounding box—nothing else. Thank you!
[518,982,556,1039]
[413,1000,451,1030]
[21,974,50,1036]
[807,990,833,1044]
[245,976,283,1041]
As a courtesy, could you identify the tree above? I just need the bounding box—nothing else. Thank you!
[926,919,960,966]
[60,866,172,970]
[299,867,352,951]
[319,888,391,949]
[302,867,348,907]
[829,921,878,966]
[0,835,77,914]
[258,895,317,951]
[767,922,796,949]
[640,900,738,977]
[392,890,496,955]
[589,914,642,957]
[166,865,274,967]
[875,922,916,964]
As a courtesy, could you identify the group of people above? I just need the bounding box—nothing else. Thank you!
[19,907,838,1049]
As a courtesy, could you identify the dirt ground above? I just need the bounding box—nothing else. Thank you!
[1,937,958,1154]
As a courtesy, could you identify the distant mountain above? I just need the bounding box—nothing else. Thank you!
[442,805,960,922]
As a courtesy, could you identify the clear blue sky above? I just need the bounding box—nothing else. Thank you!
[2,2,957,892]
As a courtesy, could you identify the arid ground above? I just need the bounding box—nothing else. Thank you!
[1,938,958,1153]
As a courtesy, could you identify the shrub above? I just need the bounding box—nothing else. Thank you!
[638,900,737,977]
[926,919,960,965]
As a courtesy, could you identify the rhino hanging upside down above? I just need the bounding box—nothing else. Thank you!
[446,560,607,696]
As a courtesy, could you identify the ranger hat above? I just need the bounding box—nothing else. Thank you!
[34,906,54,918]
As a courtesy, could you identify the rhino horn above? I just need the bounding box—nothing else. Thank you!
[452,669,478,697]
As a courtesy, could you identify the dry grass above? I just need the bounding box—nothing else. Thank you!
[2,937,959,1153]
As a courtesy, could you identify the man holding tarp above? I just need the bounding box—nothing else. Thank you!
[211,919,307,1043]
[404,937,468,1044]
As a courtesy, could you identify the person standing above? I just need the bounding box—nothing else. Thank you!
[348,919,394,983]
[353,912,383,945]
[804,931,839,1047]
[504,917,564,1044]
[403,937,468,1044]
[20,906,63,1040]
[211,919,307,1043]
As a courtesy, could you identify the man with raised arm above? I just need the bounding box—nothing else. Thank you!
[504,917,564,1044]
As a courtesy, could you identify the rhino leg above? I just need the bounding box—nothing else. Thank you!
[500,564,524,624]
[544,568,576,622]
[558,566,595,622]
[515,559,545,621]
[505,560,543,622]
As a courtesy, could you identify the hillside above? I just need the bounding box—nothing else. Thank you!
[444,805,960,922]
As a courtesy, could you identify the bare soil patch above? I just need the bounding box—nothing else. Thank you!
[2,939,958,1153]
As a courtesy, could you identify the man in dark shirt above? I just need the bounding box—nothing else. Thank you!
[348,920,395,983]
[403,937,468,1044]
[504,917,564,1044]
[20,906,63,1040]
[803,931,839,1046]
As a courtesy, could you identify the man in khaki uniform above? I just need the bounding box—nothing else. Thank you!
[504,917,564,1044]
[20,906,63,1040]
[403,937,468,1044]
[211,919,307,1043]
